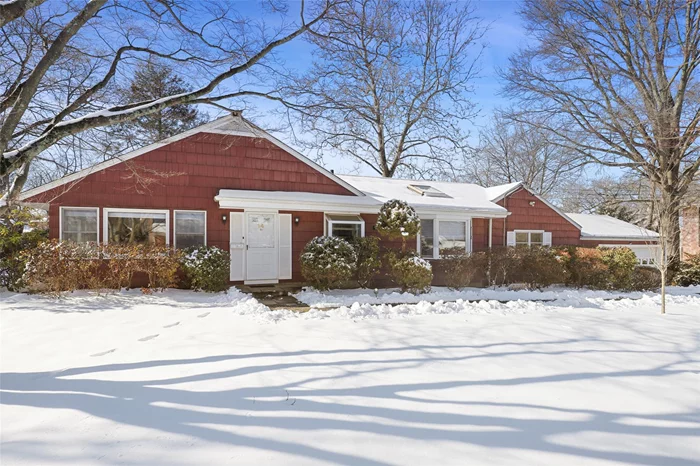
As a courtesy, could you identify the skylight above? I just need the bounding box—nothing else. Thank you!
[407,184,452,198]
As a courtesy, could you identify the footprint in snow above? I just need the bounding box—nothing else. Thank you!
[198,312,210,318]
[91,349,116,357]
[138,334,159,342]
[163,322,180,328]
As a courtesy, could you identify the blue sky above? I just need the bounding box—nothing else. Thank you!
[219,0,528,175]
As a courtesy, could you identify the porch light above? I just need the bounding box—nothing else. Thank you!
[221,214,227,224]
[294,216,300,225]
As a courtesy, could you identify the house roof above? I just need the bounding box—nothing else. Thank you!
[338,175,509,216]
[485,181,523,202]
[566,213,659,240]
[19,113,364,201]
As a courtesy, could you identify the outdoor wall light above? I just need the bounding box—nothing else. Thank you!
[221,214,227,224]
[294,216,300,225]
[529,201,536,207]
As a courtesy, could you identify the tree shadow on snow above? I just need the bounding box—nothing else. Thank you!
[2,338,700,465]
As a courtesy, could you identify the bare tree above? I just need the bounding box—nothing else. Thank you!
[279,0,485,178]
[503,0,700,275]
[0,0,339,210]
[465,113,586,197]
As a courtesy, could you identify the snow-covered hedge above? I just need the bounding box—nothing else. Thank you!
[21,241,181,295]
[181,246,230,292]
[388,252,433,294]
[375,199,420,240]
[301,236,358,290]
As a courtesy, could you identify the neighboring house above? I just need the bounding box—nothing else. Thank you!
[681,206,700,259]
[20,114,659,286]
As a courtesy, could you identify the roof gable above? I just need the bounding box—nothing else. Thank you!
[20,114,363,201]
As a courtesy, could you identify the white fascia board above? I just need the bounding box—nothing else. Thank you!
[215,190,510,218]
[580,235,659,242]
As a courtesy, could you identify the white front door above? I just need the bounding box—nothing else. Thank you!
[246,212,278,282]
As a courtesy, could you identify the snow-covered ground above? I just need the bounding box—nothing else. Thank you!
[1,287,700,465]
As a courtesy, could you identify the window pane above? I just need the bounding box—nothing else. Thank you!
[420,219,434,258]
[175,212,205,248]
[61,208,97,243]
[530,232,543,245]
[515,232,528,244]
[331,223,361,240]
[107,211,167,245]
[439,221,466,256]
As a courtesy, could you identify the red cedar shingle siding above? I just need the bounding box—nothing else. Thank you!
[497,188,581,245]
[27,132,353,281]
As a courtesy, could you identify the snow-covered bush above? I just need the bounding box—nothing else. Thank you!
[22,240,102,295]
[375,199,420,242]
[301,236,357,290]
[21,242,181,295]
[181,246,230,292]
[352,236,381,288]
[439,248,488,289]
[387,251,433,293]
[675,254,700,286]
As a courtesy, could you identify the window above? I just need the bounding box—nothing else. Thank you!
[418,218,469,259]
[511,230,547,247]
[326,214,365,240]
[60,207,98,243]
[439,221,467,256]
[174,211,206,249]
[105,209,168,245]
[420,219,435,258]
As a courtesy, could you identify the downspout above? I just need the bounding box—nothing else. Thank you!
[488,218,493,249]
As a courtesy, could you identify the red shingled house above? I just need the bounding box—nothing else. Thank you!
[20,114,660,286]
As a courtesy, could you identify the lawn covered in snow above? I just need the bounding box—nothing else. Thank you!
[1,287,700,465]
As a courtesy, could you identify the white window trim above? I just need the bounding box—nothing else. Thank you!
[417,217,471,259]
[103,208,170,245]
[59,206,100,243]
[324,213,365,238]
[173,210,207,249]
[514,229,545,247]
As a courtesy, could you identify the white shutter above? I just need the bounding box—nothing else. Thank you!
[229,212,245,281]
[278,214,292,280]
[543,232,552,247]
[506,231,516,247]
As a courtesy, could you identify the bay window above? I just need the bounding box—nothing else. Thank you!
[174,211,206,249]
[60,207,99,243]
[326,214,365,240]
[105,209,169,245]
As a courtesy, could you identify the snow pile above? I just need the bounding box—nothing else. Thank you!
[295,285,700,309]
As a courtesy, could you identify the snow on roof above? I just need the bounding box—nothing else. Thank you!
[566,213,659,240]
[338,175,508,214]
[484,181,523,201]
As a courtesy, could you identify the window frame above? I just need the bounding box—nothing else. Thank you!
[103,208,170,246]
[59,206,100,244]
[173,210,207,249]
[514,229,545,247]
[417,216,471,259]
[324,213,366,239]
